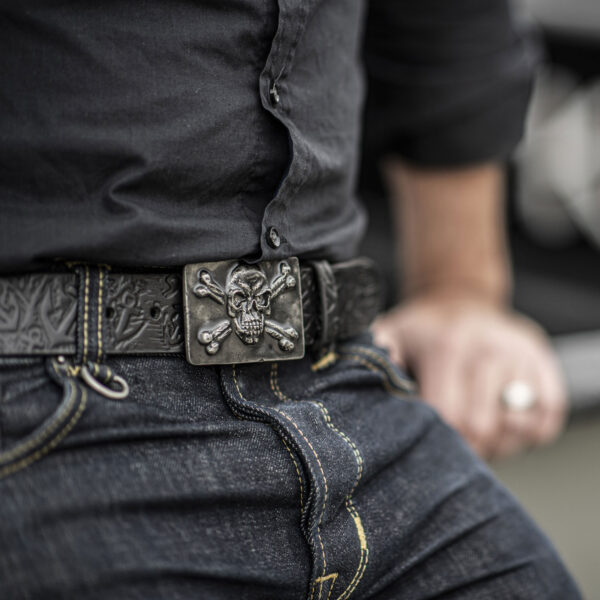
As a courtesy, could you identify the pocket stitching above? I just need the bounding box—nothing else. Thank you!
[0,382,86,479]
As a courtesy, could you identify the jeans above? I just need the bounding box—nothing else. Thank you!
[0,330,582,599]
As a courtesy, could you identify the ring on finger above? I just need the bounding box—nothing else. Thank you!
[501,380,537,411]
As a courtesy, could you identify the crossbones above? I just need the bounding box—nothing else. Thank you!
[193,261,299,355]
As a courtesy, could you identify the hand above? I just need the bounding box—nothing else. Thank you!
[371,292,568,460]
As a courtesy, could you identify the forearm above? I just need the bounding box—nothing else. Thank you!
[385,161,511,306]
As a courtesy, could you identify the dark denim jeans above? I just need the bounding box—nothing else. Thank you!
[0,337,582,599]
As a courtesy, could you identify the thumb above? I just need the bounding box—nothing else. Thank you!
[371,316,407,367]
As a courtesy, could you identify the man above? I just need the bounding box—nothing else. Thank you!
[0,1,580,598]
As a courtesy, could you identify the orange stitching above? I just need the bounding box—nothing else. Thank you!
[0,380,77,463]
[0,385,86,479]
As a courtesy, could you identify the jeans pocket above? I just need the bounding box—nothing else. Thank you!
[336,338,418,396]
[0,359,87,479]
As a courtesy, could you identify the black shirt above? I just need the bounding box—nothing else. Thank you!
[0,1,536,272]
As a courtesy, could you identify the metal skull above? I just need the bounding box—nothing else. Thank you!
[226,265,272,344]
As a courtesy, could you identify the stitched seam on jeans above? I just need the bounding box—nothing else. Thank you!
[97,268,104,362]
[0,377,78,463]
[311,351,337,372]
[231,366,328,596]
[337,353,402,398]
[272,406,329,591]
[268,366,329,598]
[315,401,369,600]
[82,265,90,365]
[315,573,339,600]
[271,364,306,516]
[282,438,304,510]
[340,346,412,391]
[0,384,86,479]
[270,363,293,403]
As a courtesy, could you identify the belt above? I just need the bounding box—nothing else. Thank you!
[0,257,381,366]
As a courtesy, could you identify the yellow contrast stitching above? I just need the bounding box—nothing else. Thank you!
[235,365,328,590]
[326,574,339,600]
[315,573,339,600]
[82,265,90,365]
[311,350,337,372]
[0,380,78,463]
[337,353,403,398]
[315,401,369,600]
[97,267,104,361]
[282,439,304,510]
[67,365,81,377]
[266,367,329,598]
[340,346,412,391]
[270,363,293,403]
[0,385,86,479]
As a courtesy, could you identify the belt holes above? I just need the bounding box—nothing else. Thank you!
[149,305,161,320]
[105,306,115,319]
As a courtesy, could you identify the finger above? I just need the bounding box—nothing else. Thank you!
[492,362,540,458]
[530,350,568,446]
[371,318,406,367]
[416,343,467,435]
[464,360,505,459]
[492,404,539,459]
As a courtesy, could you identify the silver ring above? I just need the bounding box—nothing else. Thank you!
[501,380,537,411]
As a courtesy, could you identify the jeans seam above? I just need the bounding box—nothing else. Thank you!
[0,382,86,479]
[281,438,304,512]
[337,352,406,398]
[313,400,369,600]
[228,365,329,599]
[82,265,90,365]
[314,573,339,600]
[0,375,77,463]
[339,345,414,392]
[97,267,104,362]
[271,407,329,597]
[262,364,328,599]
[271,364,305,513]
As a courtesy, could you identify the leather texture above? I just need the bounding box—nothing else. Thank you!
[0,259,381,357]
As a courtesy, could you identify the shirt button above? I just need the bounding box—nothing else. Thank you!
[269,82,280,106]
[266,226,281,249]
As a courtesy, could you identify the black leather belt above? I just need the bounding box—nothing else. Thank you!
[0,257,381,365]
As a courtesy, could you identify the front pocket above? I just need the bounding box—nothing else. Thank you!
[336,342,418,396]
[0,362,87,479]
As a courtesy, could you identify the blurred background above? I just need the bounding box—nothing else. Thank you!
[360,0,600,596]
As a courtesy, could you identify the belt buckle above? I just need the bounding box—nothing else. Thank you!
[183,258,305,365]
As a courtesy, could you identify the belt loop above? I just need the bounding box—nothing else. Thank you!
[71,263,110,366]
[309,260,340,351]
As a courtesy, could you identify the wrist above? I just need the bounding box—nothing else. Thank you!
[403,269,511,308]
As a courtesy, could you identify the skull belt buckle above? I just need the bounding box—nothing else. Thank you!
[182,258,305,365]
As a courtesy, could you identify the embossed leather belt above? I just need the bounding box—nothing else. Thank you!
[0,258,381,365]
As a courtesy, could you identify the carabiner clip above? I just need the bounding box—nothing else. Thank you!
[80,364,130,400]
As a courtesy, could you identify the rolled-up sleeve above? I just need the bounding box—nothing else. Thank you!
[362,0,539,167]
